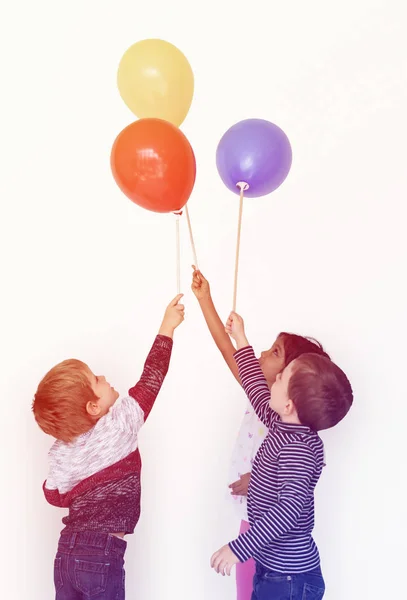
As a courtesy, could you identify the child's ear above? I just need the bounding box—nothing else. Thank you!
[86,401,101,417]
[285,398,297,417]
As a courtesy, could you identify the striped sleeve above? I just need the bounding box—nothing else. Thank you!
[128,334,173,421]
[229,443,317,561]
[234,346,279,427]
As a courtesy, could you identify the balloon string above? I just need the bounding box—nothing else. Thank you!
[185,204,198,268]
[176,213,181,295]
[233,186,245,312]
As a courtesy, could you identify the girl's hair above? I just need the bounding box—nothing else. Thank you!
[279,332,330,366]
[32,359,98,442]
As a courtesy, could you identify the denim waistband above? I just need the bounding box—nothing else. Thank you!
[58,531,127,555]
[255,562,322,578]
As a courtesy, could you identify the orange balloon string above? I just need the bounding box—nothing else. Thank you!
[175,213,181,295]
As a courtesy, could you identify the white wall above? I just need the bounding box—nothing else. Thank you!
[1,1,406,598]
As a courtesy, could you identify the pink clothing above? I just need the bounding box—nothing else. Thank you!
[236,520,255,600]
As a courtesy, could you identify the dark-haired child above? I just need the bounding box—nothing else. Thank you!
[211,311,353,600]
[192,267,332,600]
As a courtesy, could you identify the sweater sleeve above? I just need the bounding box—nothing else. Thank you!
[229,443,317,561]
[234,346,279,427]
[43,482,63,507]
[128,334,173,421]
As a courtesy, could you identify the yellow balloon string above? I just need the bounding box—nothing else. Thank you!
[185,204,198,268]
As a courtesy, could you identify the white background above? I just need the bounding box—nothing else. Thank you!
[1,1,406,598]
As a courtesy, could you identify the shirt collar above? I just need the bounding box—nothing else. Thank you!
[272,420,313,435]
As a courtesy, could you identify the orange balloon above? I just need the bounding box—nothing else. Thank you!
[110,118,196,213]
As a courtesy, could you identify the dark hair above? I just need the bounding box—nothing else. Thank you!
[279,332,330,366]
[288,353,353,431]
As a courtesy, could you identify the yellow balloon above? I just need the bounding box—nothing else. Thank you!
[117,39,194,127]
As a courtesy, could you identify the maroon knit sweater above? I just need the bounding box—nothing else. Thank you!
[43,335,173,534]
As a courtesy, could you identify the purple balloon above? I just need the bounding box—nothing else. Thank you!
[216,119,292,198]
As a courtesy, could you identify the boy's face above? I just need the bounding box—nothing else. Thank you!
[258,336,286,387]
[269,361,295,416]
[87,370,119,416]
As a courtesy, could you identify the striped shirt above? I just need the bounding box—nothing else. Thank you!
[229,346,325,573]
[43,335,173,534]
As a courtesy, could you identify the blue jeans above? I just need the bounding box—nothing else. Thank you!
[251,562,325,600]
[54,531,127,600]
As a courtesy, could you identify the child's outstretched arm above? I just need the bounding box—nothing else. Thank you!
[226,312,278,427]
[128,294,184,421]
[191,266,240,384]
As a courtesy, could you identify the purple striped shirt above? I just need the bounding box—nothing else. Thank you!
[229,346,325,573]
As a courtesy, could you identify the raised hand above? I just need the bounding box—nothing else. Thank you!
[191,265,210,301]
[159,294,185,338]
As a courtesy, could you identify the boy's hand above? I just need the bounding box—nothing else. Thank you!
[225,312,249,349]
[229,472,251,497]
[210,544,240,576]
[191,266,210,301]
[159,294,185,338]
